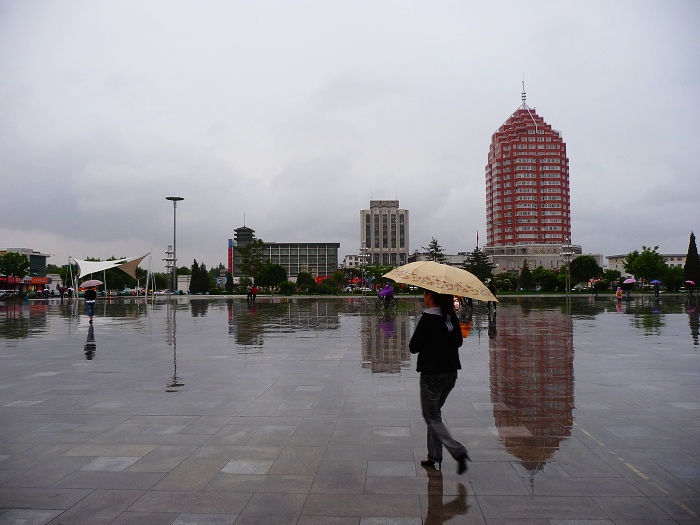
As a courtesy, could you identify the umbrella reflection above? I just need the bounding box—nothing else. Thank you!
[488,302,574,475]
[422,466,469,524]
[84,323,96,360]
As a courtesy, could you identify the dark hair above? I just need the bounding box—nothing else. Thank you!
[424,289,455,316]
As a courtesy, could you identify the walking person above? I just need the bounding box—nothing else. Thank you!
[410,288,470,474]
[616,286,623,303]
[85,286,97,323]
[487,281,497,311]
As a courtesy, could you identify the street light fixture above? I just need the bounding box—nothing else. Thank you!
[166,197,184,294]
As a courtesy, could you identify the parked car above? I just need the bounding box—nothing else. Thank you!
[0,290,19,300]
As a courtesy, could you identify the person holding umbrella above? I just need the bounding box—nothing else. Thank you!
[85,286,97,323]
[409,288,470,475]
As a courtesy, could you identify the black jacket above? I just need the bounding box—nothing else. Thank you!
[409,311,462,373]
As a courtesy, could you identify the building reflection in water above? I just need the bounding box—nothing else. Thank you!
[84,323,96,360]
[227,299,341,354]
[488,304,574,474]
[361,312,412,373]
[165,301,184,392]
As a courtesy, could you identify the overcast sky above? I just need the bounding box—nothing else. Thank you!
[1,1,698,273]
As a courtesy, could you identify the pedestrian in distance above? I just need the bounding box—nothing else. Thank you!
[616,286,623,303]
[487,281,497,311]
[410,288,470,475]
[85,286,97,323]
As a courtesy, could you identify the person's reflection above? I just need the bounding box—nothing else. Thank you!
[378,313,395,338]
[422,466,468,524]
[488,311,497,339]
[688,307,699,346]
[84,323,96,360]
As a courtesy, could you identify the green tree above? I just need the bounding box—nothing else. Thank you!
[364,264,394,288]
[0,252,30,289]
[631,246,667,283]
[329,270,347,292]
[570,255,603,285]
[189,259,201,293]
[296,272,317,293]
[493,272,515,291]
[258,264,288,290]
[176,265,191,275]
[225,272,234,293]
[463,246,493,281]
[422,238,447,263]
[664,266,685,292]
[532,266,559,292]
[199,262,211,293]
[622,250,640,276]
[519,260,534,291]
[603,269,621,283]
[685,231,700,285]
[239,239,266,281]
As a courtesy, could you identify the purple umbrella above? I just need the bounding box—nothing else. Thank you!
[686,280,696,286]
[623,278,636,284]
[650,280,661,284]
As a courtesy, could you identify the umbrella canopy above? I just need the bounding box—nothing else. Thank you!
[650,280,662,284]
[686,280,696,286]
[79,279,103,289]
[383,261,498,302]
[623,278,636,284]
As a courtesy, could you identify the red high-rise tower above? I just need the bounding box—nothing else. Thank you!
[485,89,571,247]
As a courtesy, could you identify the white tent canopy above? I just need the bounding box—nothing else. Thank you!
[70,254,150,280]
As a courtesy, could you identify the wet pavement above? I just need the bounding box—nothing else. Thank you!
[0,295,698,524]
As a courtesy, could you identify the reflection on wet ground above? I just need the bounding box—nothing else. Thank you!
[0,295,698,523]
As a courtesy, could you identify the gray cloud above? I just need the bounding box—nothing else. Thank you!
[1,0,698,271]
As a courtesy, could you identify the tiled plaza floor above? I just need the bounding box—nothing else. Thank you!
[0,295,698,524]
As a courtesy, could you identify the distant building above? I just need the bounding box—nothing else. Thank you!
[228,227,340,281]
[607,253,686,276]
[0,248,52,292]
[484,87,572,273]
[360,200,409,266]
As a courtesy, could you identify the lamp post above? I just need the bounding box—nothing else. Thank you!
[561,239,574,301]
[166,197,184,294]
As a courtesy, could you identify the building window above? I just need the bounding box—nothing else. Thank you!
[365,215,371,248]
[374,215,379,248]
[382,214,388,248]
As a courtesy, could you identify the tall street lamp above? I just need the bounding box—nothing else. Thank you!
[166,197,184,294]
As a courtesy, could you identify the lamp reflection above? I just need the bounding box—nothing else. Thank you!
[165,301,184,392]
[84,323,96,360]
[488,303,574,474]
[422,467,469,524]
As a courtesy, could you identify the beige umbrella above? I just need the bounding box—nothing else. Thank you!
[383,261,498,302]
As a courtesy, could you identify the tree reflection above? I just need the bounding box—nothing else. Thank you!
[688,306,699,346]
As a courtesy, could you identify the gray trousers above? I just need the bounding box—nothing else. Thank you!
[420,372,467,463]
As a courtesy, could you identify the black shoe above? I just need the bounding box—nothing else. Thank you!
[457,451,470,475]
[420,458,441,470]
